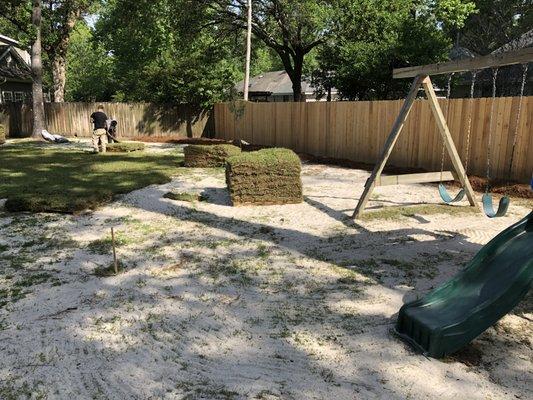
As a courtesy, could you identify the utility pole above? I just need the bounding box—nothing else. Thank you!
[243,0,252,101]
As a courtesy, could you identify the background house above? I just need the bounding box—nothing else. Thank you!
[452,30,533,98]
[236,70,339,102]
[0,34,32,104]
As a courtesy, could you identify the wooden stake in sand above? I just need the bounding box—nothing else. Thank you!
[111,227,118,275]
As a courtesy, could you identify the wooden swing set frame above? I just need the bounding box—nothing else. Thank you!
[353,47,533,219]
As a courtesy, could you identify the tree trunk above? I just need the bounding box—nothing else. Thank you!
[52,56,67,102]
[31,0,46,139]
[291,54,304,102]
[243,0,252,101]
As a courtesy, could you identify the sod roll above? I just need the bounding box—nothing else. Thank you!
[184,144,241,168]
[0,124,5,145]
[226,148,302,206]
[106,142,145,153]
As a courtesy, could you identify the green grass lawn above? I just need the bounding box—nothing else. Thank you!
[0,142,182,213]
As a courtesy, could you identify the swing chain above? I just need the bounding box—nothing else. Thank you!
[507,63,529,179]
[464,70,478,175]
[486,67,499,191]
[440,73,454,181]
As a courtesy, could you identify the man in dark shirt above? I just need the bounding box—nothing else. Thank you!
[90,105,109,153]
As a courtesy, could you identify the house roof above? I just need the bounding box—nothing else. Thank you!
[0,43,32,82]
[0,34,31,64]
[452,31,532,87]
[491,29,533,54]
[236,70,338,96]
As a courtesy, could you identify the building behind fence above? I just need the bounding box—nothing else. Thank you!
[214,97,533,183]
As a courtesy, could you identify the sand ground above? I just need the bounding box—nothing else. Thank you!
[0,142,531,399]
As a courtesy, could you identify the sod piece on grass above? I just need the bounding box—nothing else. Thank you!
[184,144,241,168]
[226,148,303,206]
[163,191,207,202]
[106,142,145,153]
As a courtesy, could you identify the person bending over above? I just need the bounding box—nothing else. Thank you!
[90,105,108,153]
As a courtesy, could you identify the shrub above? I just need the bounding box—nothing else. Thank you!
[106,142,145,153]
[184,144,241,168]
[226,148,303,206]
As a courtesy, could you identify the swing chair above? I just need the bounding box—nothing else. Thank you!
[353,47,533,219]
[437,71,478,204]
[481,64,529,218]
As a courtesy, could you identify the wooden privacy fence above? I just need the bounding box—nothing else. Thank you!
[1,102,215,139]
[214,97,533,183]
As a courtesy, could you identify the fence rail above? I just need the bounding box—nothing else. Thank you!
[0,102,214,139]
[214,97,533,183]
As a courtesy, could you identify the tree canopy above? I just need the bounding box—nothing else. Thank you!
[7,0,526,105]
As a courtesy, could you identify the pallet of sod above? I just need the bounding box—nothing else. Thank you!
[184,144,241,167]
[0,124,5,145]
[226,148,302,206]
[0,113,6,144]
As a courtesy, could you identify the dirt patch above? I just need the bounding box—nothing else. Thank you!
[461,176,533,199]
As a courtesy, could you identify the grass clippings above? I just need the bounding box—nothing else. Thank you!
[184,144,241,168]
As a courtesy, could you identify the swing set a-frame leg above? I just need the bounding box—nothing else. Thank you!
[422,77,478,209]
[352,75,425,218]
[352,75,479,219]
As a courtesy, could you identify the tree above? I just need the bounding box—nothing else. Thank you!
[0,0,47,139]
[64,21,116,101]
[458,0,533,54]
[315,0,477,100]
[42,0,99,102]
[31,0,46,137]
[95,0,244,106]
[194,0,337,101]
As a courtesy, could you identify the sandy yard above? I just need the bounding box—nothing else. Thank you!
[0,142,531,400]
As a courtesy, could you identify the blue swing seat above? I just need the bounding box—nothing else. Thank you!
[438,183,466,204]
[482,193,510,218]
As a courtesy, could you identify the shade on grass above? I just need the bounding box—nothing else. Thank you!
[0,142,182,213]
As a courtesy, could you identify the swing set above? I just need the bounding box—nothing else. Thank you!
[353,47,533,219]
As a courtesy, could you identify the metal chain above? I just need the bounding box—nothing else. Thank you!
[463,70,478,174]
[507,63,529,179]
[440,73,454,180]
[486,67,499,191]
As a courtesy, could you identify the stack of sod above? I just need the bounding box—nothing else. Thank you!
[0,124,5,145]
[226,148,302,206]
[184,144,241,167]
[106,142,145,153]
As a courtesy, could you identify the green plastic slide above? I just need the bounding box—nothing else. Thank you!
[396,211,533,358]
